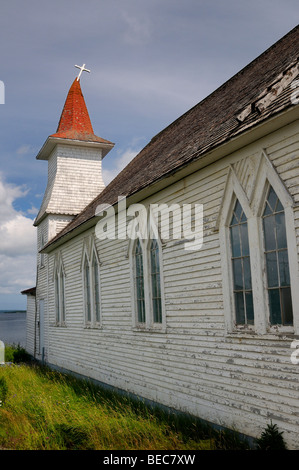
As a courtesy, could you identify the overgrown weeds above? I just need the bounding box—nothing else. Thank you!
[0,348,251,450]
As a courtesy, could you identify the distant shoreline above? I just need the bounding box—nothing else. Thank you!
[0,310,26,314]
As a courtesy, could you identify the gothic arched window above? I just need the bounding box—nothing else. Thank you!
[92,253,101,323]
[150,239,162,324]
[230,200,254,326]
[54,257,66,325]
[262,186,293,326]
[84,256,91,323]
[135,239,146,323]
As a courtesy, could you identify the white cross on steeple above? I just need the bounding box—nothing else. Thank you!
[75,63,91,81]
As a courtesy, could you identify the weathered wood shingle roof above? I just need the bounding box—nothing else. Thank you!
[44,24,299,250]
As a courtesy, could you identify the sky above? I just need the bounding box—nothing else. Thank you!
[0,0,298,310]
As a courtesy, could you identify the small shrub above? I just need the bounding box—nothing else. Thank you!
[256,421,287,450]
[4,345,15,363]
[3,344,31,364]
[12,345,31,364]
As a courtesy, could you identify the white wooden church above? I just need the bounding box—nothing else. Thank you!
[22,26,299,448]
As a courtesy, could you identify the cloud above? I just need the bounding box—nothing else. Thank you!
[0,214,36,257]
[0,254,36,294]
[27,205,39,216]
[0,174,36,295]
[0,176,28,221]
[16,144,37,156]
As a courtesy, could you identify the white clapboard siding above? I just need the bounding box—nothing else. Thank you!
[25,294,36,356]
[29,120,299,449]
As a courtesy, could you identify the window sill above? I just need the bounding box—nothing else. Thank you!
[226,327,296,340]
[84,324,103,330]
[132,325,167,334]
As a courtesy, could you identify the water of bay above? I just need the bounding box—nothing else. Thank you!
[0,311,26,347]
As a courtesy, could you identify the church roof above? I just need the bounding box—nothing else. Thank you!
[21,287,36,296]
[50,78,113,145]
[43,25,299,252]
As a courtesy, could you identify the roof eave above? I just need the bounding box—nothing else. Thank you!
[21,286,36,296]
[36,136,114,160]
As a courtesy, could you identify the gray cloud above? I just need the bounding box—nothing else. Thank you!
[0,0,298,308]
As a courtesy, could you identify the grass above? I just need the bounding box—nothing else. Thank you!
[0,346,251,450]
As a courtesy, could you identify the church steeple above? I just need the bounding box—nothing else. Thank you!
[50,78,112,145]
[36,73,114,161]
[34,69,114,232]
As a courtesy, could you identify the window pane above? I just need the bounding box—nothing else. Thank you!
[152,272,162,301]
[245,292,254,325]
[230,225,241,257]
[230,213,238,225]
[234,200,243,222]
[235,292,245,324]
[93,259,100,322]
[136,281,145,323]
[266,252,278,288]
[135,241,145,323]
[240,223,249,256]
[281,288,293,325]
[230,200,254,326]
[278,250,290,287]
[61,272,65,322]
[263,201,272,216]
[153,298,162,323]
[55,274,60,323]
[232,258,243,290]
[268,289,281,325]
[276,199,284,212]
[263,215,276,251]
[150,240,159,271]
[263,186,293,327]
[85,262,91,322]
[155,272,161,298]
[275,212,287,249]
[240,211,247,222]
[150,240,162,324]
[267,187,278,212]
[243,257,252,290]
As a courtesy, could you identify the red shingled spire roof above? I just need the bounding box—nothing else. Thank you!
[50,78,112,144]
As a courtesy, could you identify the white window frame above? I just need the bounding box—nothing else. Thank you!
[251,152,299,335]
[81,237,102,328]
[229,199,255,327]
[40,233,45,267]
[129,233,166,332]
[218,151,299,336]
[91,251,101,324]
[218,166,256,333]
[53,252,66,326]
